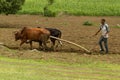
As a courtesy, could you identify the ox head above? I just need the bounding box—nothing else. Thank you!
[13,31,21,41]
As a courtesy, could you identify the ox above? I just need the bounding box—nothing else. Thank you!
[14,27,50,50]
[45,28,62,50]
[37,27,62,50]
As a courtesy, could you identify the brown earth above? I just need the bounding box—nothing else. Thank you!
[0,15,120,64]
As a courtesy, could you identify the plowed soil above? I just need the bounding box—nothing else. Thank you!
[0,15,120,54]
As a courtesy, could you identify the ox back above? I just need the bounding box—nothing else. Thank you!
[45,28,62,38]
[37,27,62,50]
[21,27,50,41]
[17,27,50,50]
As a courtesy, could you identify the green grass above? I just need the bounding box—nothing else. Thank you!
[19,0,120,16]
[0,56,120,80]
[18,0,48,14]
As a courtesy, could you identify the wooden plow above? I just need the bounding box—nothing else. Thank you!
[50,36,91,53]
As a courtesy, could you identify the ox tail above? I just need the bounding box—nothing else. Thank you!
[50,36,91,53]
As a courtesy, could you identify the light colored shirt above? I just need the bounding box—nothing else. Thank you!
[100,23,109,38]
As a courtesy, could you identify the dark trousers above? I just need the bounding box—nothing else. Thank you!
[99,36,108,53]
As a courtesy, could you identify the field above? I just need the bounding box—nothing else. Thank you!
[19,0,120,16]
[1,0,120,80]
[0,15,120,80]
[0,15,120,53]
[0,56,120,80]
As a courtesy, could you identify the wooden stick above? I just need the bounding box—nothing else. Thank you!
[50,36,91,53]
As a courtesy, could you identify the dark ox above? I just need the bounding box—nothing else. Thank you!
[45,28,62,50]
[37,27,62,50]
[14,27,50,50]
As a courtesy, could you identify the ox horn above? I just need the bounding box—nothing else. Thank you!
[13,31,18,34]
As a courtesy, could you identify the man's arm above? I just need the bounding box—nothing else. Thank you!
[94,28,101,36]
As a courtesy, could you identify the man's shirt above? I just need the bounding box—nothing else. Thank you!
[100,23,109,38]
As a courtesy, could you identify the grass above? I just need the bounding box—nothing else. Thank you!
[19,0,120,16]
[18,0,48,14]
[112,24,120,28]
[0,56,120,80]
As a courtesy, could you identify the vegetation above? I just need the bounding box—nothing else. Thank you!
[0,0,25,15]
[113,24,120,28]
[43,0,56,17]
[19,0,120,16]
[18,0,47,14]
[83,21,93,26]
[0,56,120,80]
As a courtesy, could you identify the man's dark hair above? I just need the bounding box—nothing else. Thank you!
[101,19,106,22]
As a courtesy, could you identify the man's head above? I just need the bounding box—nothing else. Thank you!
[101,19,106,25]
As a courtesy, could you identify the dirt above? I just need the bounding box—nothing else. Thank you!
[0,14,120,63]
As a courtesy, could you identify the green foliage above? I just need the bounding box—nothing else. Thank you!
[83,21,93,26]
[0,57,120,80]
[113,24,120,28]
[18,0,47,15]
[43,0,56,17]
[0,0,25,15]
[20,0,120,16]
[48,0,54,5]
[44,8,56,17]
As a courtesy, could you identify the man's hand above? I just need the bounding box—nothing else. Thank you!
[92,33,97,37]
[95,33,98,36]
[103,32,108,37]
[90,34,96,38]
[93,28,101,37]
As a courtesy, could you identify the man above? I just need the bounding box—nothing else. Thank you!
[94,19,109,53]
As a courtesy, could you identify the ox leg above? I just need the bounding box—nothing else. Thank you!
[29,41,33,50]
[56,40,62,48]
[19,39,26,50]
[42,41,48,51]
[55,33,62,50]
[51,39,56,51]
[58,40,62,50]
[40,34,49,51]
[42,37,49,50]
[54,40,62,51]
[39,41,43,50]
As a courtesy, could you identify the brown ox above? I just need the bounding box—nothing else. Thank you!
[14,27,50,50]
